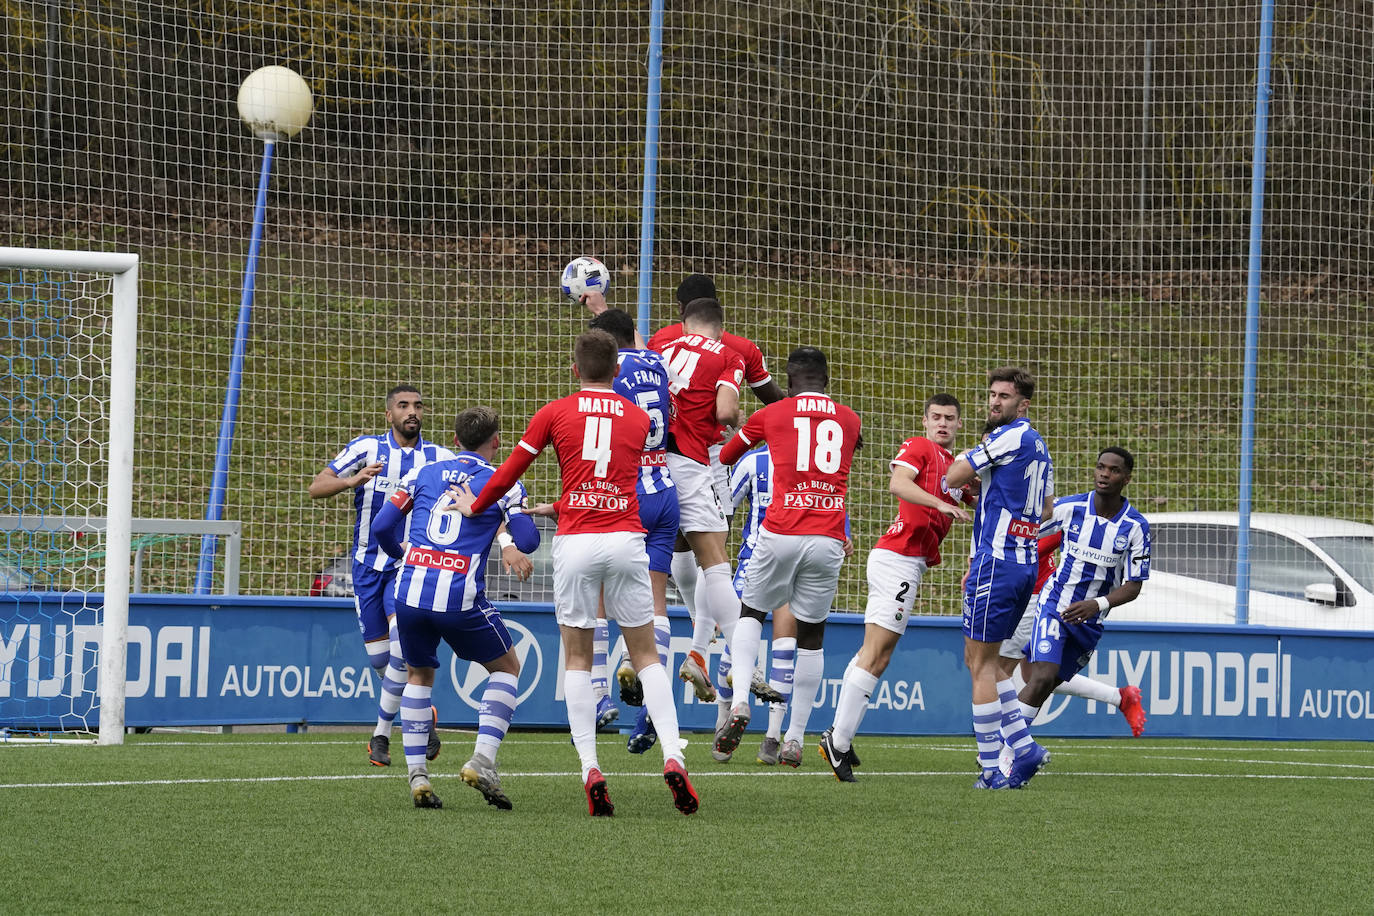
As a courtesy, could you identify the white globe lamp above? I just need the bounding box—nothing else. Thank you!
[236,65,314,141]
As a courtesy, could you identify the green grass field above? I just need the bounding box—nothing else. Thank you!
[3,729,1369,914]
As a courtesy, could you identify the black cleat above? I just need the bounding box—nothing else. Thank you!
[368,734,391,767]
[847,740,862,769]
[426,706,441,762]
[818,729,856,782]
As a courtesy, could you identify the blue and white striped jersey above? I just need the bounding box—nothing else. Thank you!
[964,418,1054,565]
[1038,491,1150,619]
[390,453,529,614]
[728,444,773,563]
[614,347,675,495]
[327,431,456,571]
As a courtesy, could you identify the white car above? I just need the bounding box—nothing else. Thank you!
[1108,512,1374,630]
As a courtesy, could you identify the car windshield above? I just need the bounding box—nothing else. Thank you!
[1312,536,1374,591]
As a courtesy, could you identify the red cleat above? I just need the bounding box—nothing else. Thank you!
[663,758,699,815]
[1119,685,1147,737]
[584,767,614,817]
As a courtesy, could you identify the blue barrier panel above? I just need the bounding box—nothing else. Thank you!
[3,594,1371,739]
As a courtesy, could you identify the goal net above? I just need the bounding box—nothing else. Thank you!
[0,249,137,745]
[2,4,1370,631]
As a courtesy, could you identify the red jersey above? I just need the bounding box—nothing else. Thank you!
[660,334,745,464]
[1035,531,1062,593]
[470,387,649,535]
[649,323,771,390]
[873,436,972,566]
[719,392,861,541]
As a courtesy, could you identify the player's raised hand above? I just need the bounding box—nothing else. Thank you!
[351,461,385,488]
[580,290,608,315]
[502,545,534,580]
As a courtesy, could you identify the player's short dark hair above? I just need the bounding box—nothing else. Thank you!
[785,346,829,387]
[676,274,716,306]
[589,308,636,347]
[682,297,725,331]
[454,406,499,450]
[385,384,421,407]
[1098,445,1135,474]
[988,366,1035,400]
[924,392,961,415]
[575,329,619,383]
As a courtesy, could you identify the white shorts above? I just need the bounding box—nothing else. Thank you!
[552,531,654,630]
[999,594,1039,659]
[708,442,733,518]
[667,453,728,533]
[740,529,845,624]
[863,548,929,636]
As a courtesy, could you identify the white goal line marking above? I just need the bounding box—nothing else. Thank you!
[2,768,1373,791]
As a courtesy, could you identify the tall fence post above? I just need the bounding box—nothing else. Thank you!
[1237,0,1278,625]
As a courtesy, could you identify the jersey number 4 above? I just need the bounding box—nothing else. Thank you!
[793,418,844,473]
[582,416,612,477]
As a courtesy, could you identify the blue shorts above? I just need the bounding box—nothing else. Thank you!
[352,563,398,643]
[1028,605,1104,683]
[639,487,681,574]
[962,554,1037,642]
[395,599,514,670]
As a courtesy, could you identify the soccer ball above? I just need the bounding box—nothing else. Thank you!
[560,256,610,302]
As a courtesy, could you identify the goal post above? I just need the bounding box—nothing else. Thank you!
[0,247,137,745]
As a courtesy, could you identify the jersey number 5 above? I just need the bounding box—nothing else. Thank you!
[582,416,612,478]
[793,418,844,473]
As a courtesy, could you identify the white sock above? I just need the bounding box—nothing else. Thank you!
[671,550,700,619]
[1056,674,1121,706]
[766,702,787,739]
[831,664,878,751]
[637,662,684,763]
[784,647,824,744]
[563,669,599,780]
[700,563,740,643]
[728,616,763,714]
